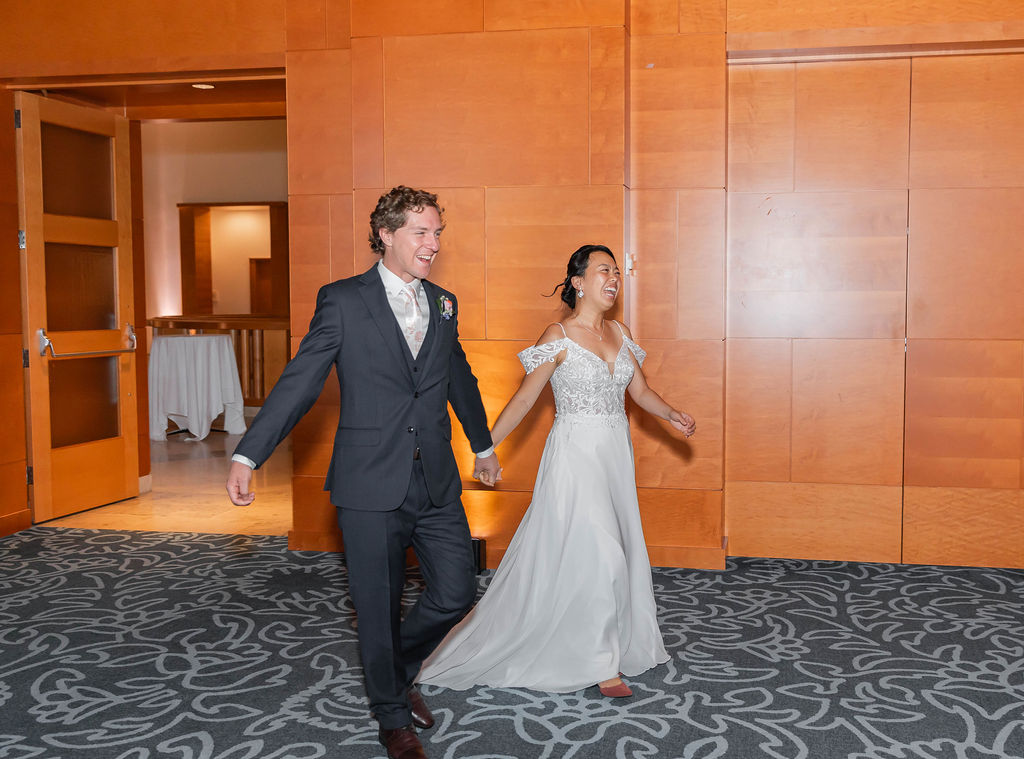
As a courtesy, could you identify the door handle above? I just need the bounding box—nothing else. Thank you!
[37,324,138,358]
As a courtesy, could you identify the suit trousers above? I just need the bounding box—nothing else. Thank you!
[338,459,478,729]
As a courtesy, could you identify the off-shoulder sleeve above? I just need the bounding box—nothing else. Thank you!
[623,337,647,367]
[517,339,568,374]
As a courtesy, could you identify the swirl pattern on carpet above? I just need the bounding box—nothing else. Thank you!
[1,527,1023,759]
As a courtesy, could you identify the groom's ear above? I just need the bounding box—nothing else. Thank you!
[378,228,393,248]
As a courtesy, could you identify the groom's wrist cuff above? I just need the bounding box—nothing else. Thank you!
[475,446,494,459]
[232,453,257,469]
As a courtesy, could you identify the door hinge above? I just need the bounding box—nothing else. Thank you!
[14,109,21,129]
[26,466,33,485]
[23,349,29,368]
[18,230,26,250]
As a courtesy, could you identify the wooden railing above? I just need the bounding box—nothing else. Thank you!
[147,314,289,406]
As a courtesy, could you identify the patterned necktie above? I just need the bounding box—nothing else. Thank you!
[400,283,425,358]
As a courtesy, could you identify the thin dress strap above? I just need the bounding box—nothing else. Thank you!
[557,322,567,337]
[612,321,646,366]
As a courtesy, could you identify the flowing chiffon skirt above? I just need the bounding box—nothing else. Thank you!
[417,413,669,692]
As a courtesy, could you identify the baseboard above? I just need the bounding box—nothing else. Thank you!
[0,508,33,537]
[138,474,153,494]
[648,537,729,570]
[288,529,343,552]
[483,538,729,572]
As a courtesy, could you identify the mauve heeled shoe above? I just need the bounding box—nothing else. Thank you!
[598,678,633,698]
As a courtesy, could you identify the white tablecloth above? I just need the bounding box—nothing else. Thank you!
[149,335,247,441]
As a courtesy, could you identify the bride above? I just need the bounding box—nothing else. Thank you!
[417,244,696,697]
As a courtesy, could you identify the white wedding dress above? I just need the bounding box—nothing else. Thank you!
[417,323,669,692]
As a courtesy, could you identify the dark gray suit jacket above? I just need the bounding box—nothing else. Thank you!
[234,265,492,510]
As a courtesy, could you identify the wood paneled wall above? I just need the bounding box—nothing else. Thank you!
[0,0,285,78]
[283,2,353,551]
[725,50,1023,568]
[282,0,664,562]
[901,53,1024,568]
[727,0,1024,53]
[283,0,1023,571]
[719,4,1023,568]
[282,0,730,569]
[3,0,1022,568]
[626,5,728,568]
[725,55,910,562]
[725,60,910,561]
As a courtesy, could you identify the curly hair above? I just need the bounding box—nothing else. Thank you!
[368,186,444,254]
[552,244,616,309]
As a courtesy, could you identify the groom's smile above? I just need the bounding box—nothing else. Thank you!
[380,206,445,283]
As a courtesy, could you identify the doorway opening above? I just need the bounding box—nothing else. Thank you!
[13,72,292,535]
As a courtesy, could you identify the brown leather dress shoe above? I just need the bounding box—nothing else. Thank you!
[407,686,435,730]
[378,725,427,759]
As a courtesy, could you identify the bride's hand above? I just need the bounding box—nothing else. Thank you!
[668,410,695,437]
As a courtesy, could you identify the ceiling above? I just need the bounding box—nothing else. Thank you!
[6,70,286,120]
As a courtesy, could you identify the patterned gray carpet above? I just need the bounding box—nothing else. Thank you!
[1,527,1023,759]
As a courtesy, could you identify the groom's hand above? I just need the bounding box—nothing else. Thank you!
[474,452,502,488]
[226,460,256,506]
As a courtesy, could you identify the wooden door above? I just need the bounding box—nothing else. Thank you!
[15,92,138,521]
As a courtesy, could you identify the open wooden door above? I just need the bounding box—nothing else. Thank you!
[15,92,138,521]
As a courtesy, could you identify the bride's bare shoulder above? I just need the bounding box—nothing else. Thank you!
[535,322,568,347]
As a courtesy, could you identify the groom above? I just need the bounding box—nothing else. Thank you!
[226,186,500,759]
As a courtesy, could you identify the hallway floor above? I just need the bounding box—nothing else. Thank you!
[5,528,1023,759]
[44,431,292,535]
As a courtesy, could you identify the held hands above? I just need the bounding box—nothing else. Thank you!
[473,452,502,488]
[226,460,256,506]
[668,410,696,437]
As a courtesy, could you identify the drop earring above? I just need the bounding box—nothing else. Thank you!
[577,289,584,298]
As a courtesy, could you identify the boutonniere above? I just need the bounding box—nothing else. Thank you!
[437,295,454,320]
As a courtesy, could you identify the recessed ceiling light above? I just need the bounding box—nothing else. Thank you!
[192,83,215,90]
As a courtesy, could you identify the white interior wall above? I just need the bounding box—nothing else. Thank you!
[210,206,271,314]
[141,119,287,318]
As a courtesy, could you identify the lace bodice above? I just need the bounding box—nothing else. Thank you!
[518,330,646,418]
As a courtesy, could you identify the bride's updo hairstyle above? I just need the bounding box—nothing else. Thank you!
[552,244,616,309]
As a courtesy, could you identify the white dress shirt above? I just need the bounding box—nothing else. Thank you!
[376,260,429,353]
[232,261,492,470]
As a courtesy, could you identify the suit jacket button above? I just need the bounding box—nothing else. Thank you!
[407,426,415,433]
[413,367,419,372]
[414,392,420,398]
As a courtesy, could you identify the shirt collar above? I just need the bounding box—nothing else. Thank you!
[376,259,421,296]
